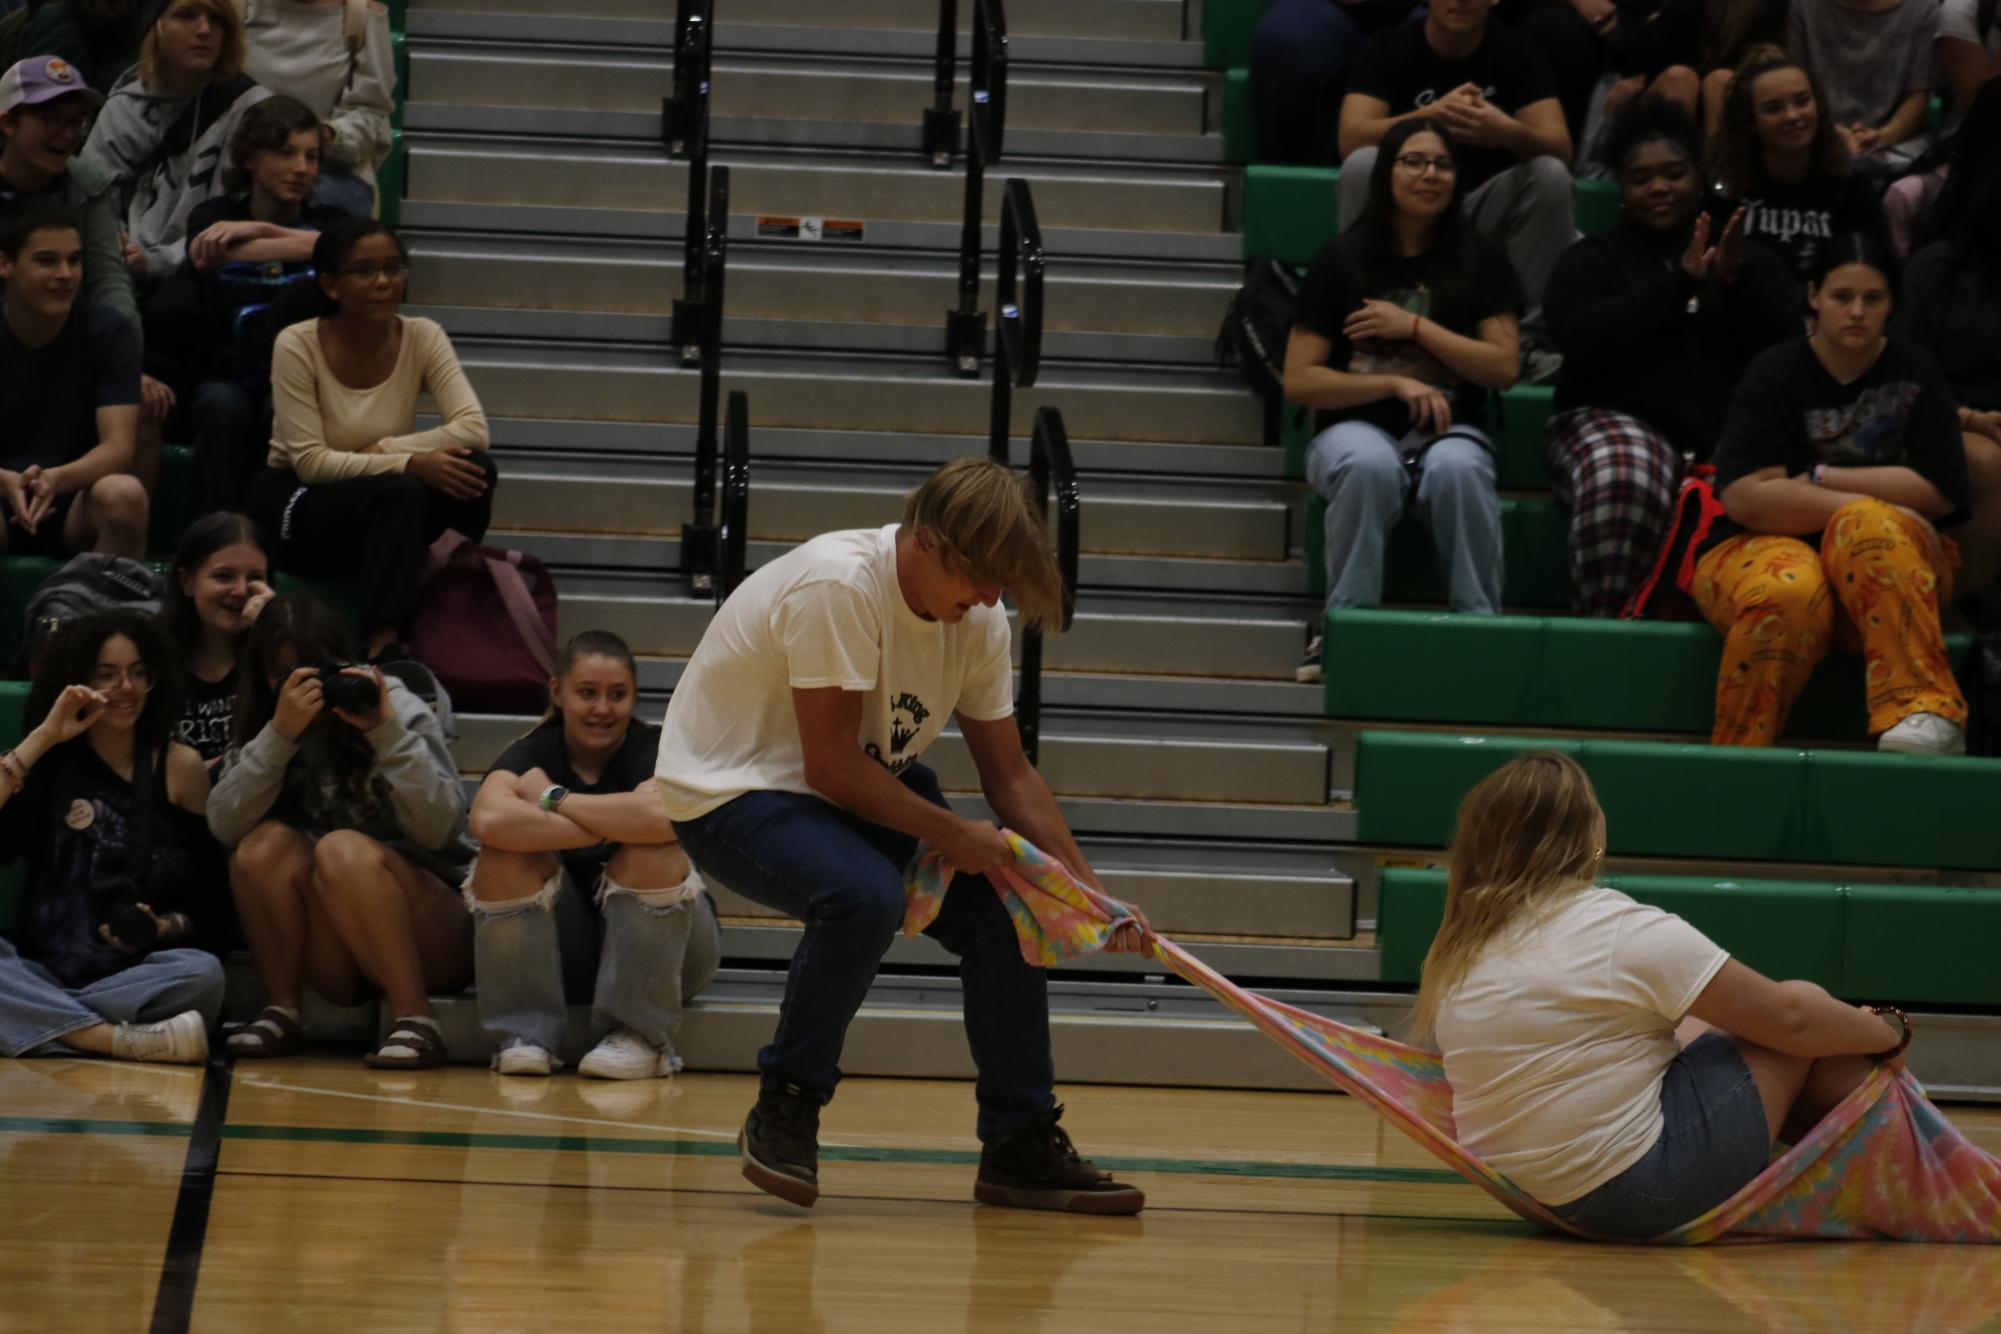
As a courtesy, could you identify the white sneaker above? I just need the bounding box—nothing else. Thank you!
[578,1028,677,1080]
[1295,634,1324,685]
[111,1010,209,1065]
[1877,712,1967,755]
[493,1043,556,1076]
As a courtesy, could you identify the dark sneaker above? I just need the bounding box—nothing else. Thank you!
[974,1106,1145,1215]
[1295,633,1323,685]
[738,1083,823,1208]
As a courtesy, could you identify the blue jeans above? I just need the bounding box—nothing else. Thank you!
[468,866,721,1064]
[1305,420,1503,614]
[0,935,224,1058]
[672,762,1056,1143]
[1549,1034,1772,1239]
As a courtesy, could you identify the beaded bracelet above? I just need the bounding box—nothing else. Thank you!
[1862,1004,1913,1060]
[0,750,25,786]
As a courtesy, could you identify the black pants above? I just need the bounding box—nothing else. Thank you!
[249,451,500,639]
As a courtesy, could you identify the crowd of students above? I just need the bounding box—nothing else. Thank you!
[0,11,719,1080]
[1278,0,2001,756]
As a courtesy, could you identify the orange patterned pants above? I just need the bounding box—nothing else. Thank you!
[1692,496,1965,747]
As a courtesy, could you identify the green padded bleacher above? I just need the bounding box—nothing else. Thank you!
[1323,610,1975,740]
[1223,67,1254,164]
[1376,866,1998,1005]
[146,444,198,557]
[1355,730,2001,871]
[1305,494,1573,608]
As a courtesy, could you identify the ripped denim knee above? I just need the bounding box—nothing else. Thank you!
[463,861,563,917]
[596,867,704,913]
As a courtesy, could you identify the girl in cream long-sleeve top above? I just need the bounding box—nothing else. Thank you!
[248,215,497,660]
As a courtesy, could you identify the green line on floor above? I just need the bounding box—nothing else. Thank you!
[2,1112,1468,1186]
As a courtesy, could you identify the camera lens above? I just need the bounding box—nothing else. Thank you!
[321,666,382,715]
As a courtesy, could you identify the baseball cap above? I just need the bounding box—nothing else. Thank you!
[0,57,107,119]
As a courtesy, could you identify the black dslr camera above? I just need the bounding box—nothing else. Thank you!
[87,875,159,952]
[315,662,382,714]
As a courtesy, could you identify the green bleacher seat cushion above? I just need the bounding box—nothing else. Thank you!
[1222,68,1254,164]
[1242,164,1340,265]
[146,444,198,557]
[1575,178,1620,236]
[1356,728,2001,872]
[1203,0,1267,69]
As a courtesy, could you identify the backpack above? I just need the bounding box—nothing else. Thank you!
[16,555,166,675]
[1215,258,1301,408]
[1620,465,1723,622]
[410,530,559,715]
[1961,585,2001,757]
[204,259,313,389]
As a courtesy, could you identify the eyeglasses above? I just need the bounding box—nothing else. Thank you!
[338,260,410,282]
[1393,153,1458,177]
[88,664,153,692]
[27,108,90,135]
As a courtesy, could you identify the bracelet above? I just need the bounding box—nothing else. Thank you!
[1810,463,1828,487]
[0,750,25,786]
[1862,1004,1913,1060]
[1410,314,1423,343]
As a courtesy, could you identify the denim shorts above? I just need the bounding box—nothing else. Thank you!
[1548,1033,1772,1239]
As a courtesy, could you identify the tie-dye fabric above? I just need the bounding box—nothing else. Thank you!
[908,833,2001,1244]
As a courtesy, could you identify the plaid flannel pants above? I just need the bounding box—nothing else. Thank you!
[1544,408,1685,618]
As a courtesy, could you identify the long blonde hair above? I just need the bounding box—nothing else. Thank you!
[1407,752,1605,1041]
[901,457,1065,630]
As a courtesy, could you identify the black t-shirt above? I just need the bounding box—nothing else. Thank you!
[1290,236,1525,438]
[1718,173,1889,290]
[1346,22,1558,193]
[0,294,143,474]
[176,668,238,768]
[1706,335,1971,551]
[0,169,65,208]
[489,718,662,888]
[183,193,353,244]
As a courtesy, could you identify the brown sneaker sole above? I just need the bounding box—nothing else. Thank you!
[738,1126,819,1208]
[973,1179,1146,1215]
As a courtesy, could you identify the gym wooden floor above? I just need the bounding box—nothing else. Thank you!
[6,1057,2001,1333]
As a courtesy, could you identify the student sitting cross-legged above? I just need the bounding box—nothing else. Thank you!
[465,631,720,1081]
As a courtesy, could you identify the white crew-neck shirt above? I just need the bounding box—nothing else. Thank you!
[654,524,1015,821]
[1433,886,1730,1206]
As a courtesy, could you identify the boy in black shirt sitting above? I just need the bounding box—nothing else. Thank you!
[0,197,146,558]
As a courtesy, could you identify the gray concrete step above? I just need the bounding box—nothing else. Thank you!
[404,232,1235,341]
[453,343,1264,447]
[410,46,1210,138]
[404,136,1227,234]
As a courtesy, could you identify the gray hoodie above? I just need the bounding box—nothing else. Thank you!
[77,69,271,281]
[208,677,471,878]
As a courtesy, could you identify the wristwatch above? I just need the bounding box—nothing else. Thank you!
[539,784,570,813]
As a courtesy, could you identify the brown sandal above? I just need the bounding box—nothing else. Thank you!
[226,1006,304,1059]
[364,1017,448,1070]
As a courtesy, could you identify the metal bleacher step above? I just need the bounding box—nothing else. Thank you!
[452,343,1263,446]
[547,573,1310,681]
[488,453,1288,560]
[412,45,1211,140]
[404,136,1227,234]
[509,530,1313,598]
[454,709,1334,807]
[467,417,1286,481]
[409,1,1204,70]
[403,234,1235,361]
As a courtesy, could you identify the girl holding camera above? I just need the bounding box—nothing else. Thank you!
[209,593,472,1067]
[0,612,223,1065]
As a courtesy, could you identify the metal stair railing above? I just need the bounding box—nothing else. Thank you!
[716,389,751,606]
[939,0,1008,376]
[984,176,1042,461]
[663,0,716,367]
[1015,407,1078,766]
[679,164,730,596]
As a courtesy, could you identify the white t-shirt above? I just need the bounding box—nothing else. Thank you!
[1433,887,1730,1206]
[654,524,1015,821]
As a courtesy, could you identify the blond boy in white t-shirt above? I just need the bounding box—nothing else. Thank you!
[657,457,1149,1215]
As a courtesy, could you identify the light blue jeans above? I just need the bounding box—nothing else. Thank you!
[0,934,224,1058]
[1305,419,1503,614]
[467,864,721,1065]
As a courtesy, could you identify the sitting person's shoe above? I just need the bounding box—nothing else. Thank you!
[493,1043,557,1077]
[1877,712,1967,755]
[111,1010,209,1066]
[974,1105,1145,1215]
[226,1005,303,1059]
[1295,634,1323,685]
[364,1015,448,1070]
[579,1028,679,1080]
[738,1082,823,1207]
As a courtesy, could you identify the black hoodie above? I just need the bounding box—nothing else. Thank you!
[1545,217,1801,458]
